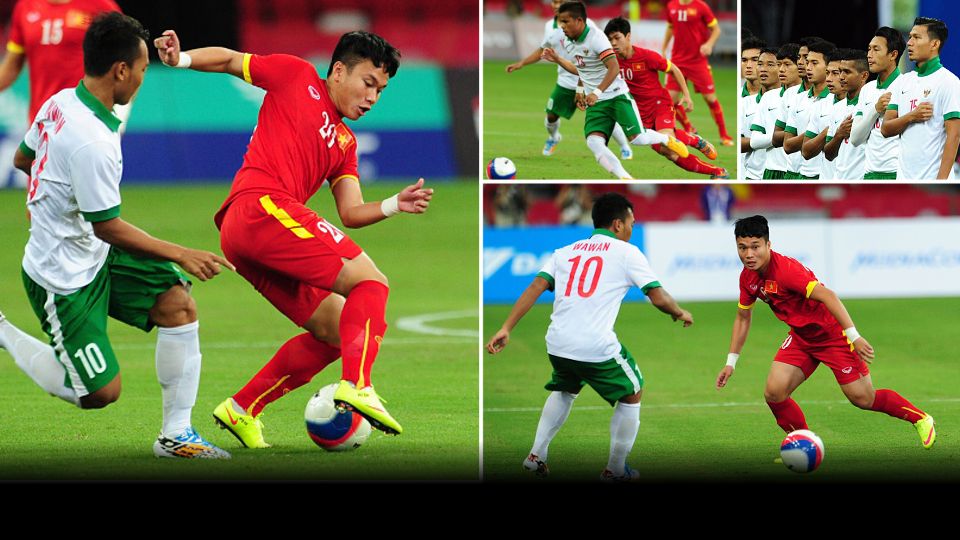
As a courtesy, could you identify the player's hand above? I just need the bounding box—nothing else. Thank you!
[398,178,433,214]
[699,43,713,57]
[910,101,934,123]
[506,62,523,73]
[177,249,235,282]
[672,309,693,327]
[486,329,510,354]
[875,92,892,114]
[575,92,587,111]
[835,115,853,140]
[678,95,694,112]
[154,30,182,67]
[716,365,734,389]
[585,93,599,107]
[541,48,559,63]
[852,336,875,363]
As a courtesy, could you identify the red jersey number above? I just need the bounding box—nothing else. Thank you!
[564,256,603,298]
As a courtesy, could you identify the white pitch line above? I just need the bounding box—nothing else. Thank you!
[395,310,479,338]
[486,397,960,413]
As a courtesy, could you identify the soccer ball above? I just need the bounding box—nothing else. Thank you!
[486,157,517,179]
[780,429,825,473]
[304,383,372,451]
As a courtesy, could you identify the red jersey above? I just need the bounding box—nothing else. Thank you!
[6,0,120,122]
[738,251,841,342]
[619,46,672,117]
[214,54,359,229]
[665,0,717,66]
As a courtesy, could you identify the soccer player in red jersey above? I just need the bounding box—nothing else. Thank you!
[662,0,732,145]
[605,17,727,179]
[154,30,432,445]
[716,216,936,450]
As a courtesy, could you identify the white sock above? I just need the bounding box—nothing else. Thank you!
[530,391,577,461]
[611,123,630,150]
[155,321,202,438]
[0,318,79,406]
[586,135,631,178]
[545,117,560,141]
[607,401,641,475]
[630,130,670,146]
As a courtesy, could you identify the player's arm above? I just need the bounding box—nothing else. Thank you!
[807,282,875,362]
[800,127,828,160]
[783,126,804,154]
[661,25,673,58]
[937,118,960,180]
[13,143,33,174]
[541,48,578,76]
[716,305,752,389]
[582,53,619,107]
[507,47,545,73]
[154,30,245,79]
[666,62,693,110]
[823,116,852,161]
[645,286,693,326]
[700,20,721,57]
[881,101,933,137]
[740,134,751,153]
[486,276,551,354]
[331,177,432,229]
[749,111,774,150]
[0,49,25,93]
[773,123,788,148]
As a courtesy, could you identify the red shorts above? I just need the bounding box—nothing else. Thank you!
[219,193,363,326]
[773,330,870,385]
[665,61,716,95]
[639,99,677,131]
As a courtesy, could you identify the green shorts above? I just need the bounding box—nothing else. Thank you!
[546,84,578,120]
[583,94,645,140]
[545,345,644,406]
[21,247,187,396]
[864,171,897,179]
[798,173,819,180]
[783,171,801,179]
[763,169,787,179]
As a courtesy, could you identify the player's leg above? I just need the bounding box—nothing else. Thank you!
[611,123,633,159]
[615,95,690,157]
[701,91,732,144]
[0,309,82,406]
[544,85,577,155]
[765,335,817,432]
[528,354,586,476]
[586,132,633,179]
[650,102,727,177]
[664,79,695,132]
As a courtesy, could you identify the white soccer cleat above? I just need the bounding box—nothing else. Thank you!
[522,453,549,477]
[600,464,640,482]
[153,427,232,459]
[620,146,634,160]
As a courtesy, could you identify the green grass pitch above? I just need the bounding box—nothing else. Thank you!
[483,60,738,180]
[0,181,478,481]
[484,297,959,482]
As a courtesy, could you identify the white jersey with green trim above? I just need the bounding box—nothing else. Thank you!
[799,89,835,178]
[538,230,660,362]
[779,84,807,173]
[542,17,601,91]
[829,94,865,180]
[21,84,123,295]
[783,84,814,173]
[751,86,787,172]
[817,96,847,180]
[739,82,763,179]
[854,71,902,174]
[557,24,628,100]
[891,59,960,179]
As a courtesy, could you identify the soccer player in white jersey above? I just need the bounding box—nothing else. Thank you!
[506,0,632,158]
[785,39,834,179]
[0,13,232,459]
[882,17,960,179]
[824,49,869,179]
[541,1,689,179]
[763,43,803,179]
[739,36,765,180]
[849,27,906,179]
[486,193,693,482]
[746,47,783,178]
[803,55,846,180]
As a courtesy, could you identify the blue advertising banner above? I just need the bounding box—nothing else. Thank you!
[483,225,647,305]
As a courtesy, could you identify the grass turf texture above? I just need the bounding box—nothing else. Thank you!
[484,298,959,482]
[0,182,478,481]
[483,60,738,179]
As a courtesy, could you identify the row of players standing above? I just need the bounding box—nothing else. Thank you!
[740,18,960,180]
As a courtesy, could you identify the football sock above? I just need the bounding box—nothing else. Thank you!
[0,317,79,406]
[586,135,631,178]
[340,280,389,388]
[607,401,641,475]
[629,130,670,147]
[545,118,560,141]
[233,332,340,416]
[675,104,694,132]
[675,154,726,176]
[708,99,731,139]
[155,321,202,437]
[767,398,808,432]
[611,123,630,151]
[674,128,699,146]
[870,389,926,423]
[530,391,576,461]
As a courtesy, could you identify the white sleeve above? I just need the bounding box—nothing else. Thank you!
[21,103,46,153]
[624,247,660,291]
[69,141,122,221]
[804,103,821,137]
[941,76,960,122]
[540,24,553,49]
[850,98,879,146]
[749,98,774,150]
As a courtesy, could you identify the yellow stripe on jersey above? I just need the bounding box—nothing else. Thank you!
[329,174,359,189]
[242,53,253,84]
[599,49,616,62]
[738,302,755,310]
[805,280,819,298]
[707,18,719,27]
[665,60,673,73]
[7,41,24,54]
[259,195,315,239]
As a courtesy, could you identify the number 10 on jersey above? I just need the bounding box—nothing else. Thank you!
[565,256,603,297]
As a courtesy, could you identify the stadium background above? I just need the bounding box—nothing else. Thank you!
[0,0,479,480]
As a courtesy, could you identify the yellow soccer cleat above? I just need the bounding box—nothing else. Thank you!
[333,380,403,435]
[212,398,271,448]
[665,135,690,158]
[915,414,936,449]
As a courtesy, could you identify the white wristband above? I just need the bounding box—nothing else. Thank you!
[576,86,585,95]
[726,353,739,368]
[380,193,400,217]
[175,52,192,69]
[591,88,603,98]
[844,326,861,343]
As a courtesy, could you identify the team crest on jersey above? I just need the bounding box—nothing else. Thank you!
[335,123,354,151]
[66,10,93,29]
[923,89,931,98]
[26,11,40,23]
[308,85,322,100]
[634,61,646,71]
[763,280,778,294]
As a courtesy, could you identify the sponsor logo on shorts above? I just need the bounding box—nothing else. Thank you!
[780,335,793,349]
[842,366,853,374]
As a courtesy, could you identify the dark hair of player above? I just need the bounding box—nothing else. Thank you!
[840,47,869,72]
[742,36,767,52]
[734,215,769,240]
[913,16,948,49]
[759,47,778,58]
[797,36,822,48]
[806,39,837,63]
[82,12,149,77]
[592,193,634,229]
[558,1,587,21]
[326,31,401,78]
[604,16,631,37]
[874,26,906,63]
[777,43,801,62]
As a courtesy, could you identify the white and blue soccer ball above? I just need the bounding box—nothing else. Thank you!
[780,429,825,473]
[304,383,371,451]
[486,157,517,179]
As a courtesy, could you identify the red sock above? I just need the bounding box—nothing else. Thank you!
[674,105,694,132]
[234,333,339,416]
[871,389,925,423]
[340,280,389,388]
[674,153,726,176]
[708,99,730,139]
[767,398,808,433]
[674,128,699,146]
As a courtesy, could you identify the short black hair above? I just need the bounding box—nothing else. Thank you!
[840,47,869,72]
[874,26,906,63]
[914,16,949,49]
[604,16,631,37]
[327,31,401,78]
[806,39,837,63]
[734,215,769,240]
[777,43,800,62]
[592,193,633,229]
[759,47,779,58]
[83,12,149,77]
[741,36,767,52]
[558,1,587,21]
